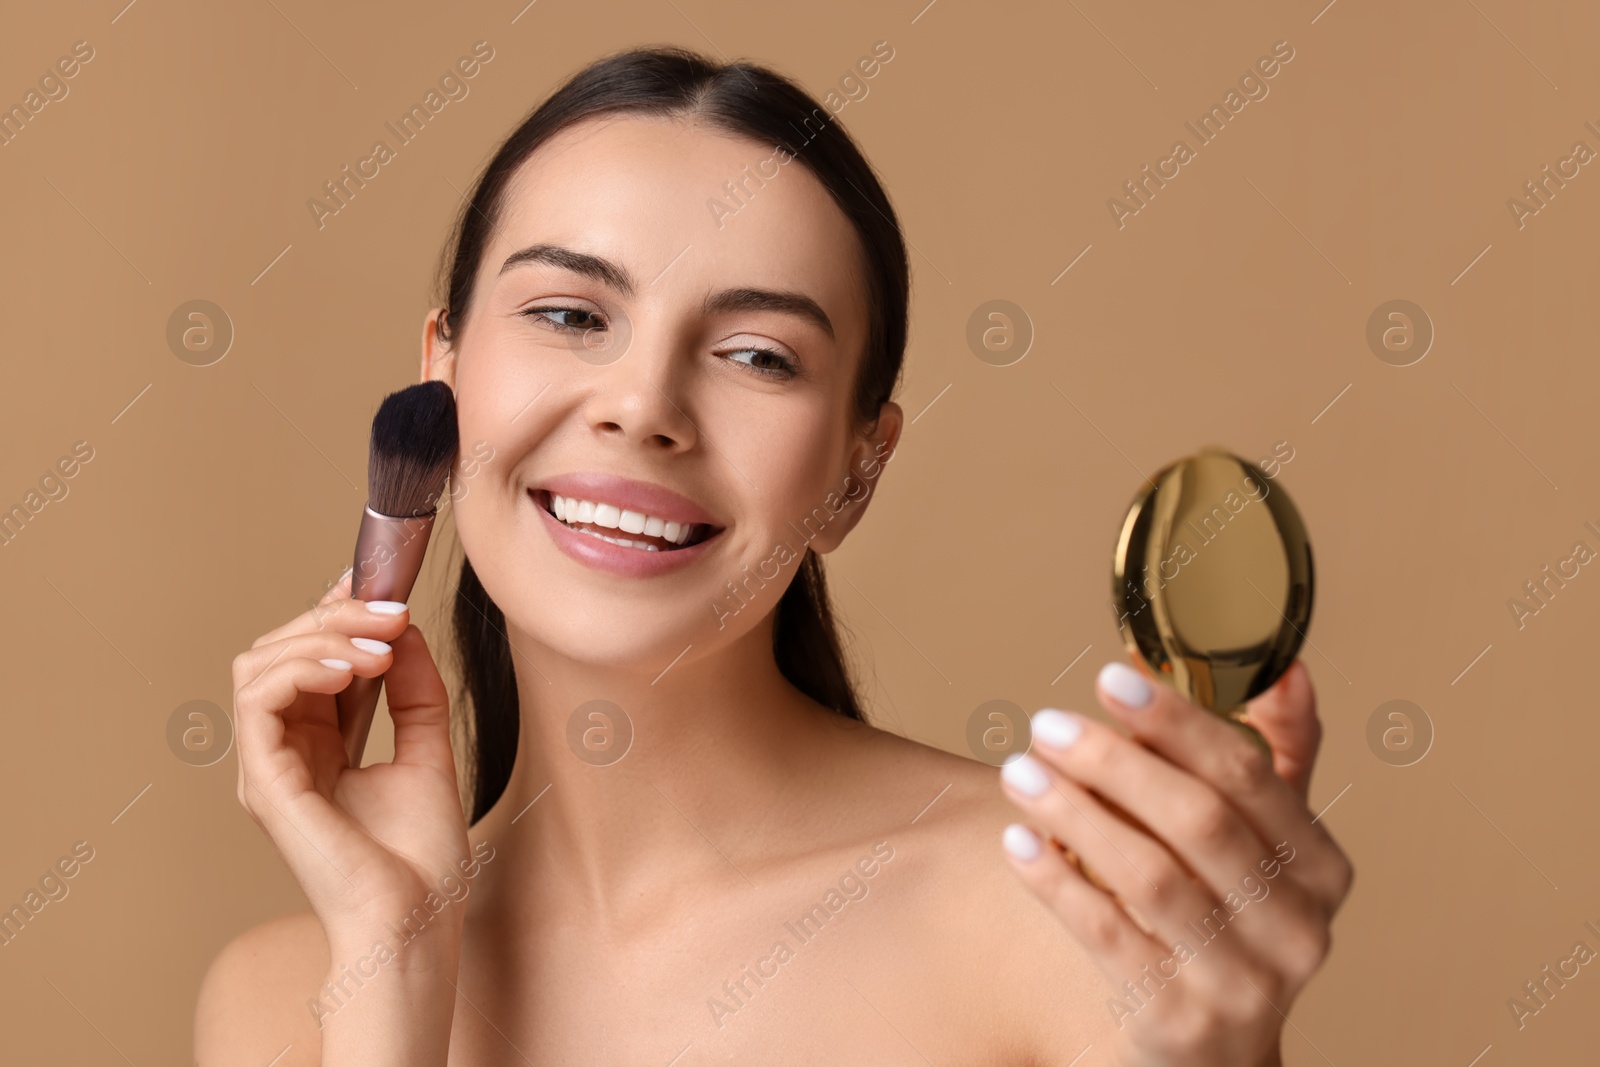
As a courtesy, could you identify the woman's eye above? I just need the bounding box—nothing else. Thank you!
[521,306,604,332]
[726,347,800,379]
[519,309,797,379]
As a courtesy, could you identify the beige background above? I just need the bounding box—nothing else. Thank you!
[2,0,1597,1061]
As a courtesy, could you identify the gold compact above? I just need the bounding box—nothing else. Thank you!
[1111,447,1314,748]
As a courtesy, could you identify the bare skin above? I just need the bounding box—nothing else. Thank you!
[197,113,1350,1065]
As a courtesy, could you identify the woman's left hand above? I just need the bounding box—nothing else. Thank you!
[998,659,1353,1067]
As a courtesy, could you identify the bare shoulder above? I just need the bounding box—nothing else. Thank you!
[195,909,328,1066]
[821,715,1116,1062]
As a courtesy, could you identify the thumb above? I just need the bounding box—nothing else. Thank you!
[1243,659,1321,801]
[383,624,457,777]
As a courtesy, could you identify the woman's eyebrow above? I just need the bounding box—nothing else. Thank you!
[500,242,833,338]
[702,288,834,339]
[500,243,636,294]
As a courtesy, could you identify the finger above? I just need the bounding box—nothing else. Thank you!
[1000,822,1169,987]
[1002,755,1225,938]
[1024,707,1327,954]
[250,597,410,651]
[1007,742,1333,991]
[1001,755,1261,987]
[382,626,458,776]
[233,653,350,822]
[229,652,397,908]
[1239,660,1321,799]
[236,655,366,754]
[1092,661,1326,859]
[1090,661,1347,913]
[233,646,396,801]
[235,631,396,701]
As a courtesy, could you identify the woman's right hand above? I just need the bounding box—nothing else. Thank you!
[230,569,471,951]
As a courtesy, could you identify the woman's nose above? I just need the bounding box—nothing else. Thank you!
[579,321,698,452]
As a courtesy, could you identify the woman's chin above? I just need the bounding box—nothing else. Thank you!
[510,617,710,675]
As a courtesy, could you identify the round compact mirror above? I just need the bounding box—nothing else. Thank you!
[1111,447,1314,747]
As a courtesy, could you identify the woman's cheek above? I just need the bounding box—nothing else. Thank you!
[447,466,501,566]
[460,339,548,430]
[737,397,841,493]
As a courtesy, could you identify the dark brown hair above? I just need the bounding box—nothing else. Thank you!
[436,45,909,824]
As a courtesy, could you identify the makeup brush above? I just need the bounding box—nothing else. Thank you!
[335,380,459,768]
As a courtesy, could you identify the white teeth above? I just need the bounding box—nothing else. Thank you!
[547,493,699,546]
[567,526,663,551]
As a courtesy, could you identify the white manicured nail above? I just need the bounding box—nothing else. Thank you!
[1001,754,1050,798]
[1003,823,1041,862]
[319,658,353,671]
[1031,709,1082,749]
[365,601,407,615]
[350,638,391,655]
[1099,662,1152,708]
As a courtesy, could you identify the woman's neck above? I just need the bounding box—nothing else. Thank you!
[470,609,836,920]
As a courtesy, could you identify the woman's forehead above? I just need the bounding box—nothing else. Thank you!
[486,114,866,326]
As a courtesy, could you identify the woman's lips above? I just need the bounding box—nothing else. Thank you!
[530,488,723,577]
[534,471,724,529]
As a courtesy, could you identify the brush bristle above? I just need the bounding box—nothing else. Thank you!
[368,381,459,518]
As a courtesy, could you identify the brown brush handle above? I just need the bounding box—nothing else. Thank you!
[336,506,436,768]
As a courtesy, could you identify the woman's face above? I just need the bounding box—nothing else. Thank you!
[425,113,901,668]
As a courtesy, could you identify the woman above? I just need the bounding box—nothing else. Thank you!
[197,45,1351,1065]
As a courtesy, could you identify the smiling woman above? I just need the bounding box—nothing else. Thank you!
[201,43,1349,1067]
[424,49,910,832]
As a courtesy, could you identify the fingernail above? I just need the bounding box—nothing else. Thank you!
[1031,709,1082,749]
[1000,754,1050,798]
[1099,662,1152,708]
[350,638,391,655]
[1002,823,1041,862]
[319,658,353,670]
[366,601,407,615]
[339,566,353,582]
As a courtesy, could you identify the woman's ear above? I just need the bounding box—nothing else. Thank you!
[809,401,904,555]
[420,307,457,387]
